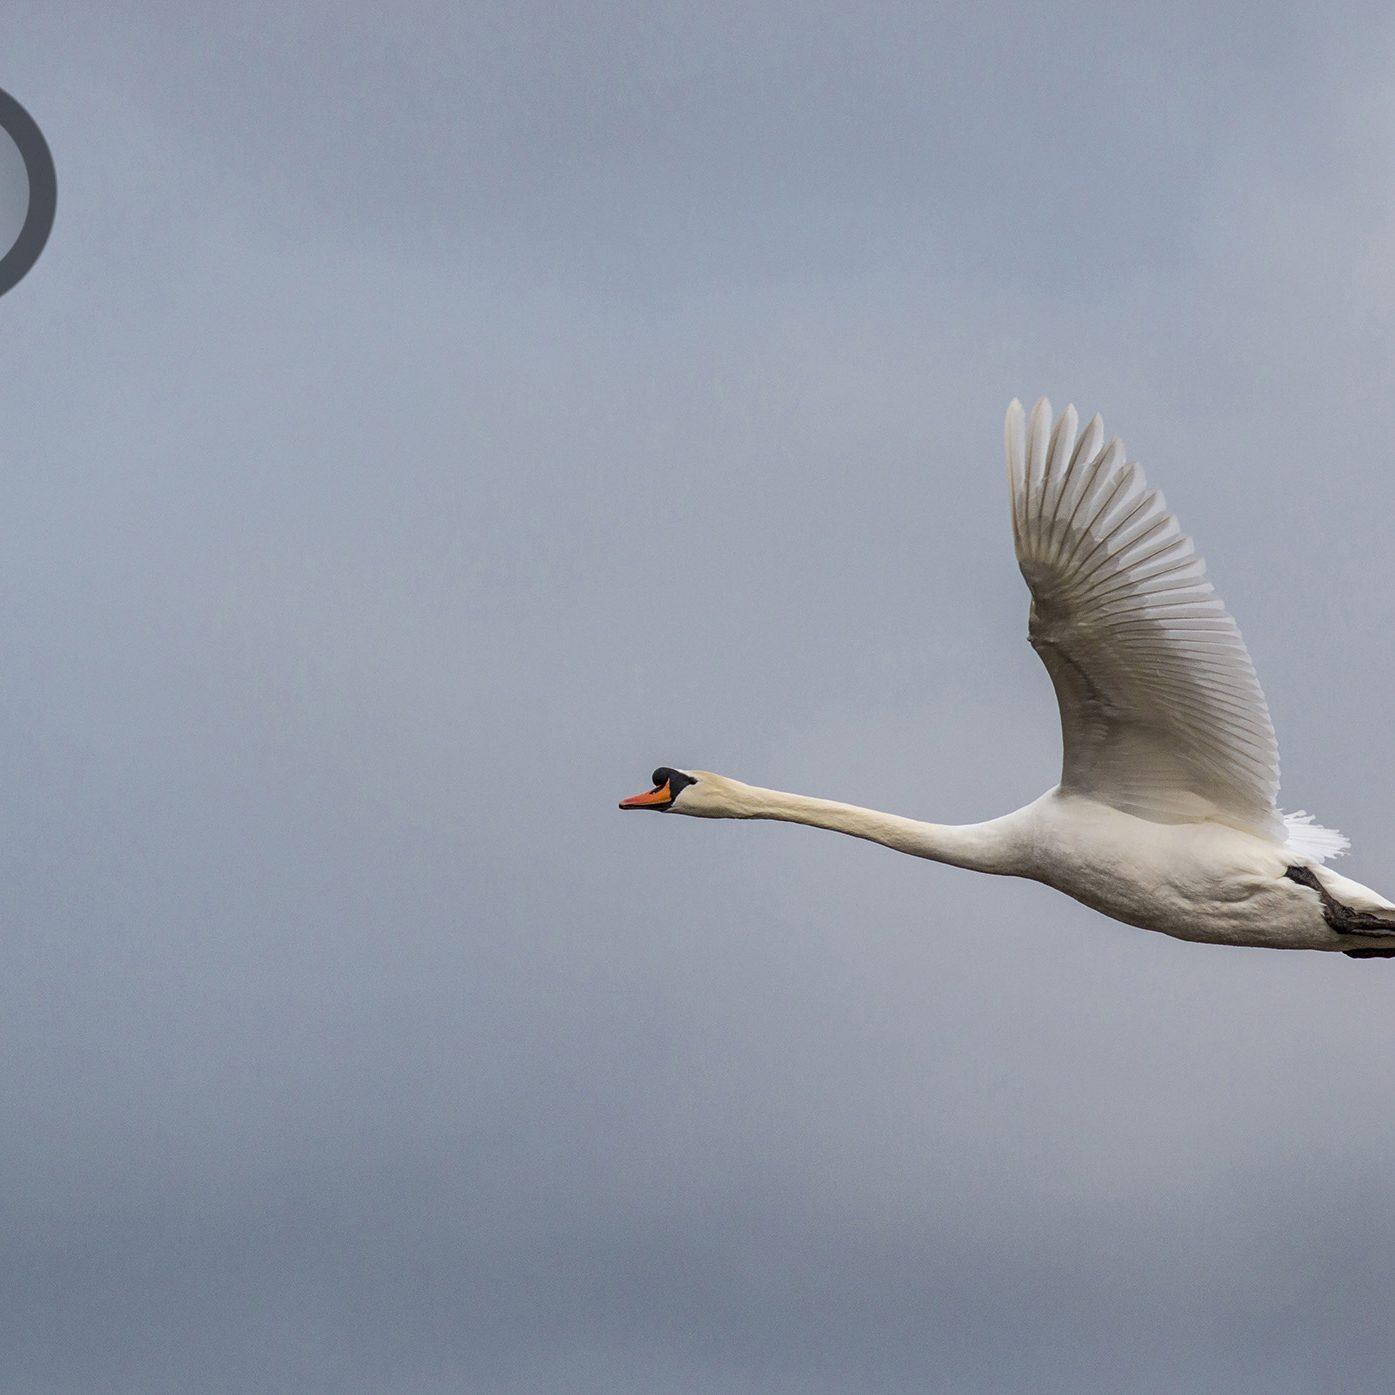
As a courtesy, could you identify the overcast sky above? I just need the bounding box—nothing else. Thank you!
[4,3,1395,1391]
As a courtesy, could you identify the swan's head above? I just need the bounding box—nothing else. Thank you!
[618,767,745,818]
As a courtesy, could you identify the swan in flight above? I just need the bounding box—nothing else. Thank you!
[621,399,1395,956]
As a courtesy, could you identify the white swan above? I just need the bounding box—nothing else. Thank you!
[621,399,1395,956]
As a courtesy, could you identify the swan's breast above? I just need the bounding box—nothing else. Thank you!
[1018,792,1326,948]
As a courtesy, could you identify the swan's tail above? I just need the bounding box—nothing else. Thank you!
[1282,810,1350,863]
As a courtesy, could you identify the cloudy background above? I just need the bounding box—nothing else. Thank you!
[4,3,1395,1390]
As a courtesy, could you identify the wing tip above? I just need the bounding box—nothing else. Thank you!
[1005,399,1026,473]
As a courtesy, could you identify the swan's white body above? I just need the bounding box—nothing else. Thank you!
[624,400,1395,954]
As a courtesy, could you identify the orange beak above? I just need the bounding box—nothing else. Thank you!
[619,780,672,810]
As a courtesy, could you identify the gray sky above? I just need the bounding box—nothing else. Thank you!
[0,126,26,259]
[4,2,1395,1391]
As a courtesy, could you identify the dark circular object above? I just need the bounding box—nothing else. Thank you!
[0,87,55,298]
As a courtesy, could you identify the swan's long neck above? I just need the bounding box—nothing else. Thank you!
[724,783,1016,875]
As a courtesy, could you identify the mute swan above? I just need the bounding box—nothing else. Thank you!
[621,399,1395,956]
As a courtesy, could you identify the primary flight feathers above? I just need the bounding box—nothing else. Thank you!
[1006,397,1286,841]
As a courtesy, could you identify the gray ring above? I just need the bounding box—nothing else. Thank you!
[0,87,55,298]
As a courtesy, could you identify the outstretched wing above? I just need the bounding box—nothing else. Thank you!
[1004,397,1283,840]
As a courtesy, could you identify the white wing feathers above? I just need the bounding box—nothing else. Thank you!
[1282,811,1350,862]
[1004,398,1345,858]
